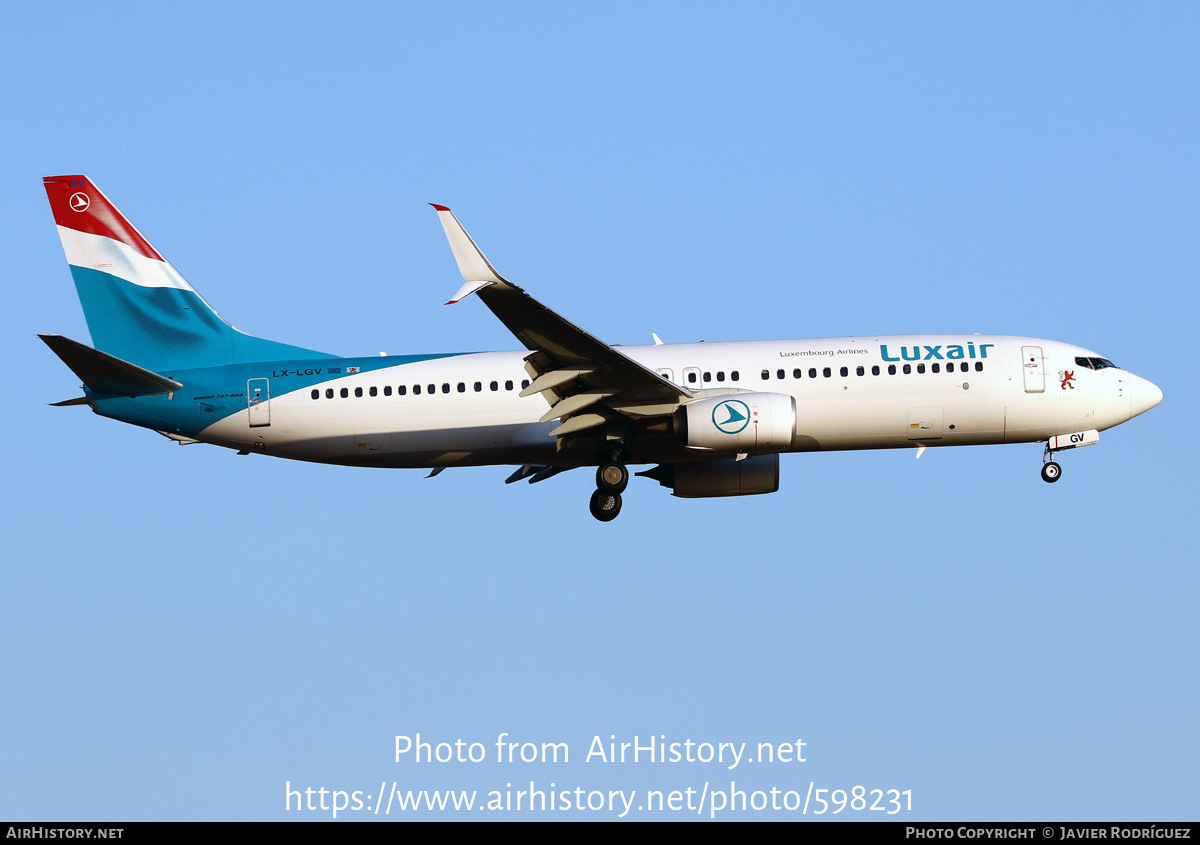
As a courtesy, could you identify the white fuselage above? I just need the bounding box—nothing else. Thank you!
[193,334,1159,469]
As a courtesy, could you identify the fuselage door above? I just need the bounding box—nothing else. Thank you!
[247,378,271,427]
[1021,346,1045,393]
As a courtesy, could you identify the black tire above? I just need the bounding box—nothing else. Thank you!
[589,489,622,522]
[596,461,629,494]
[1041,461,1062,483]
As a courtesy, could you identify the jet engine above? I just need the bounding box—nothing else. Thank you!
[674,392,796,452]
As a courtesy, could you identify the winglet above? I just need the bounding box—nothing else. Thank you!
[446,280,493,305]
[430,204,509,303]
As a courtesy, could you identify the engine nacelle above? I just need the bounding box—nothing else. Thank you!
[639,454,780,498]
[675,392,796,453]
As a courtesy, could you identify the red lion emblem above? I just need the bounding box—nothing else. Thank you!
[1060,370,1075,390]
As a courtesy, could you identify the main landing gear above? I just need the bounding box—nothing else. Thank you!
[589,488,622,521]
[589,458,630,522]
[1041,443,1062,483]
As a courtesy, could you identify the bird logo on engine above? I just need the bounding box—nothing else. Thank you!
[712,399,751,434]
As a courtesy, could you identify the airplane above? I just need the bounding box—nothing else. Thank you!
[40,175,1163,521]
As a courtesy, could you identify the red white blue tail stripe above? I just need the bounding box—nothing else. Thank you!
[44,175,332,371]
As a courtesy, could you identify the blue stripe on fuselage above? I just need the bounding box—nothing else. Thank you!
[87,353,467,437]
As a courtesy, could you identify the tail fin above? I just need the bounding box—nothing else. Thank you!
[44,176,334,371]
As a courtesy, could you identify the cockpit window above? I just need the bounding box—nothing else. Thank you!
[1075,356,1118,370]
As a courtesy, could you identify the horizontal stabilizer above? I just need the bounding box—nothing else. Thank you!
[39,334,183,397]
[49,396,90,406]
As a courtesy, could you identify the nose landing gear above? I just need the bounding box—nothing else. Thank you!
[1038,429,1101,483]
[1041,442,1062,483]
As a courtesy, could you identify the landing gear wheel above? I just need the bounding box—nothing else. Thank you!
[1041,461,1062,483]
[589,489,622,522]
[596,461,629,494]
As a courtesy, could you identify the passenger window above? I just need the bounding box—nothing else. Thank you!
[856,366,865,376]
[903,364,911,374]
[809,368,817,379]
[975,362,983,372]
[917,364,925,373]
[457,382,466,393]
[521,379,530,389]
[931,363,940,373]
[731,371,740,382]
[888,365,896,375]
[777,369,785,379]
[688,371,698,384]
[703,372,712,382]
[414,385,421,395]
[340,387,349,398]
[426,384,434,394]
[370,386,378,397]
[311,389,319,400]
[354,387,363,397]
[474,382,482,392]
[716,371,725,382]
[840,367,848,377]
[761,369,769,380]
[871,365,880,376]
[960,362,968,373]
[442,383,450,393]
[793,368,802,379]
[505,380,513,390]
[823,367,831,378]
[398,385,406,395]
[490,381,498,391]
[325,388,334,398]
[384,386,392,396]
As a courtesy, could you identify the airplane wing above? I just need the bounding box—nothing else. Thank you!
[431,205,691,438]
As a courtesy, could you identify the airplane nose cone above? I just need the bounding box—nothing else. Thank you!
[1129,375,1163,420]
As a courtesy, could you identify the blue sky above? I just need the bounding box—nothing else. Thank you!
[2,2,1196,820]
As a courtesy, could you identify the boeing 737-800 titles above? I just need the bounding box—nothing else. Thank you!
[40,176,1163,521]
